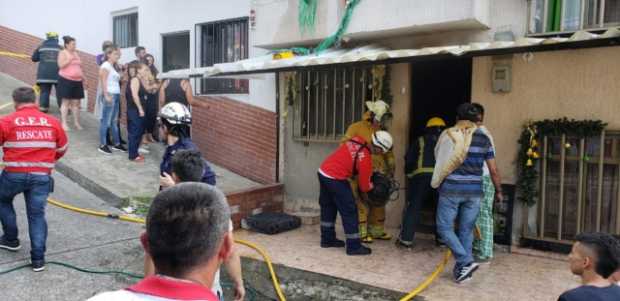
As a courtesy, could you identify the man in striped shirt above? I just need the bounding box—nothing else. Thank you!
[435,103,502,283]
[0,87,68,272]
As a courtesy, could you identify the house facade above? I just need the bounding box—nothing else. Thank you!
[242,0,620,248]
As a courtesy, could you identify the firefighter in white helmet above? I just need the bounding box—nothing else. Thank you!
[341,100,396,243]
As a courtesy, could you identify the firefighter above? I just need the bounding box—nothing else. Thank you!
[31,32,62,112]
[341,100,395,243]
[397,117,446,248]
[319,131,394,255]
[158,102,216,190]
[0,87,68,272]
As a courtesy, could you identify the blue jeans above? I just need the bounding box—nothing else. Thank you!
[0,172,51,261]
[127,108,144,160]
[318,173,361,251]
[99,94,121,146]
[436,189,481,268]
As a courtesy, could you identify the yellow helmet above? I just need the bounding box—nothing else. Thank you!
[46,32,58,39]
[426,117,446,128]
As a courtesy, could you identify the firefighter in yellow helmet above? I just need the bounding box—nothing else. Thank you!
[341,100,395,243]
[397,117,446,248]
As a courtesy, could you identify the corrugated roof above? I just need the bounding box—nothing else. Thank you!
[159,28,620,79]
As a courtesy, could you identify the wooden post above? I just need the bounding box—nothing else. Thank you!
[596,131,605,231]
[540,136,548,238]
[558,134,566,241]
[577,138,585,234]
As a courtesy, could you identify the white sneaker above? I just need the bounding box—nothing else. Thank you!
[138,147,150,154]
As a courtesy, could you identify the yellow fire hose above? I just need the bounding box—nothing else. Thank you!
[48,197,451,301]
[1,47,452,300]
[47,198,288,301]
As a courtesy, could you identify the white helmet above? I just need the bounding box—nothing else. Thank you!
[372,131,393,153]
[159,102,192,125]
[366,100,390,122]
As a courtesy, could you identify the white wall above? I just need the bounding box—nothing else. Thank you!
[252,0,492,48]
[0,0,276,112]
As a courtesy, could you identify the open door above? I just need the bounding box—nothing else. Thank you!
[408,57,472,233]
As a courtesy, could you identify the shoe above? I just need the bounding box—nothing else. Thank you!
[111,144,128,152]
[371,232,392,240]
[31,260,46,272]
[435,237,447,248]
[321,239,345,248]
[98,145,113,155]
[138,147,150,154]
[131,155,145,163]
[346,246,372,256]
[361,236,373,244]
[119,138,127,145]
[395,238,414,249]
[0,237,21,251]
[455,262,479,283]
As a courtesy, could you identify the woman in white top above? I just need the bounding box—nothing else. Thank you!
[97,47,127,154]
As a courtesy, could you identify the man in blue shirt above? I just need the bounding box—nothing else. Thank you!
[434,103,502,283]
[558,232,620,301]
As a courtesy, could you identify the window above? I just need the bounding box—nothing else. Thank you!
[197,18,249,94]
[532,131,620,242]
[291,66,376,142]
[528,0,620,34]
[162,32,190,72]
[113,13,138,48]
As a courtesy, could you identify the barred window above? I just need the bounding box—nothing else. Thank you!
[198,18,249,94]
[528,0,620,35]
[532,131,620,241]
[113,13,138,48]
[291,66,375,142]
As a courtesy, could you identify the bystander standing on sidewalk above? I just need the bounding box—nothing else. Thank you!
[142,54,160,144]
[57,35,87,131]
[472,103,499,264]
[97,46,127,155]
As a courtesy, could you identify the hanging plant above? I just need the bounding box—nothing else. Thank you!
[285,72,299,107]
[516,118,606,206]
[298,0,318,35]
[369,64,393,105]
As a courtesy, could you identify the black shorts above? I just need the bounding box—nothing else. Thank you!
[57,76,84,100]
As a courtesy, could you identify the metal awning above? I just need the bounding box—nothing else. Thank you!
[159,27,620,79]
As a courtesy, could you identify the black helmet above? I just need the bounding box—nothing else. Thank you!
[366,172,400,207]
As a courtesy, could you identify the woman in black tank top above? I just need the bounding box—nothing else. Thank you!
[125,63,154,162]
[159,78,206,109]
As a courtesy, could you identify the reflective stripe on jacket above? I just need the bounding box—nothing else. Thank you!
[0,105,68,174]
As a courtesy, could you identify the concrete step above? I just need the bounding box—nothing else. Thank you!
[284,199,320,225]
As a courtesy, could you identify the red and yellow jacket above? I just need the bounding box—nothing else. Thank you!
[319,136,374,192]
[0,104,68,174]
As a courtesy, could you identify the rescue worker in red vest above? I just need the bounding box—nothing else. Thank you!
[341,100,395,243]
[318,131,393,256]
[0,87,68,272]
[397,117,446,248]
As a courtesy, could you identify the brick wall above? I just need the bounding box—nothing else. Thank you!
[227,183,284,229]
[1,25,278,184]
[192,96,277,184]
[0,25,99,112]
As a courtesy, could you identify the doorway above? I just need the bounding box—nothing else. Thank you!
[408,57,472,234]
